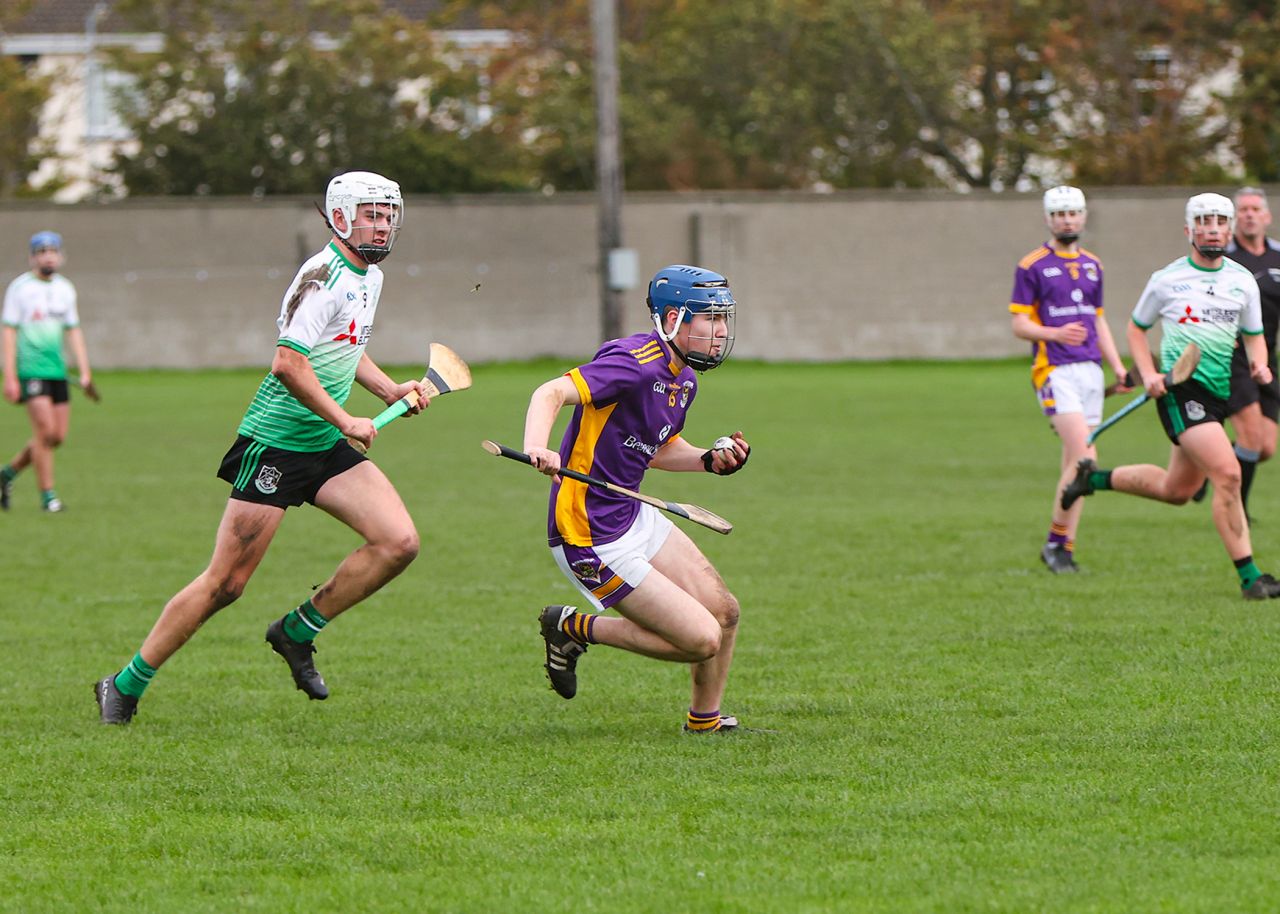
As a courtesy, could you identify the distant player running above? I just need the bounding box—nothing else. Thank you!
[522,265,750,734]
[95,171,431,724]
[1063,193,1280,599]
[1,231,94,513]
[1010,186,1130,574]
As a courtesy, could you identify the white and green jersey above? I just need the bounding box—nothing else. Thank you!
[1,272,79,380]
[1131,256,1262,400]
[237,242,383,451]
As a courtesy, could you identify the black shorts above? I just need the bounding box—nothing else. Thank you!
[1156,378,1231,445]
[20,378,69,404]
[217,435,366,508]
[1227,341,1280,422]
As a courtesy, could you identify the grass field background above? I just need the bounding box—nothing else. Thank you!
[4,358,1280,913]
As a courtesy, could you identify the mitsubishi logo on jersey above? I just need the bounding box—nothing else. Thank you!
[1178,305,1200,324]
[333,320,372,345]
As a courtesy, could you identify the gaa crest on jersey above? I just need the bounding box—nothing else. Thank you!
[1185,400,1206,421]
[570,559,602,586]
[255,465,283,494]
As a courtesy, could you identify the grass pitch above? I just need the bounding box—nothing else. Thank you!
[4,359,1280,913]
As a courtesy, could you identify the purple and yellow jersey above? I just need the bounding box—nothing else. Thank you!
[1009,244,1105,388]
[548,331,698,547]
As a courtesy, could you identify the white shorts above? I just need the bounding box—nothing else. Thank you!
[551,503,674,611]
[1037,361,1103,426]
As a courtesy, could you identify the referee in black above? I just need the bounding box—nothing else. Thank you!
[1225,186,1280,518]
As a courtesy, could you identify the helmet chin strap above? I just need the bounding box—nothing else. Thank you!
[652,309,722,372]
[1053,231,1079,244]
[1194,242,1226,259]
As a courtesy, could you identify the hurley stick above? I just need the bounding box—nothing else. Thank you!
[347,343,473,453]
[1087,342,1201,446]
[481,439,733,535]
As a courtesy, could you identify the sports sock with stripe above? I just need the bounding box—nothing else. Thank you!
[1047,523,1069,547]
[1235,556,1262,589]
[113,651,157,698]
[282,598,329,643]
[559,610,598,645]
[686,709,723,732]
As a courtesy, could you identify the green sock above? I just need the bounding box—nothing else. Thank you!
[282,599,328,643]
[41,489,57,506]
[1088,470,1112,491]
[1235,557,1262,589]
[114,651,157,698]
[0,465,15,484]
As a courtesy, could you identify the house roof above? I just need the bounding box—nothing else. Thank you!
[5,0,471,35]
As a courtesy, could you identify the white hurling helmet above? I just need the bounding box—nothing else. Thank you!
[1043,185,1086,214]
[1185,192,1234,258]
[325,171,403,264]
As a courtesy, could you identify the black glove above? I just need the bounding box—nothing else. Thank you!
[702,442,750,475]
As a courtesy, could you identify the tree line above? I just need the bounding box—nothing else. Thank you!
[4,0,1280,198]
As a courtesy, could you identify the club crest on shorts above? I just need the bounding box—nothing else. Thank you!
[570,559,603,586]
[25,379,41,397]
[1185,400,1206,421]
[255,464,283,494]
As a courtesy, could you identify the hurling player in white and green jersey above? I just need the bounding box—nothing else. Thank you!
[1,231,93,514]
[96,172,432,724]
[1062,193,1280,600]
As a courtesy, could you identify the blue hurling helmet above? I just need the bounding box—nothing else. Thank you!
[646,264,737,371]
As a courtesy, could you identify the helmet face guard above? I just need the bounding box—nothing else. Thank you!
[1185,192,1234,258]
[647,265,737,371]
[325,171,404,264]
[1043,185,1086,244]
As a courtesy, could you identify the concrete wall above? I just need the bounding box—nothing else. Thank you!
[0,187,1239,368]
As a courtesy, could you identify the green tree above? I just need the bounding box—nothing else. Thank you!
[0,0,56,198]
[1229,1,1280,182]
[462,0,1239,191]
[1039,0,1236,186]
[106,0,526,195]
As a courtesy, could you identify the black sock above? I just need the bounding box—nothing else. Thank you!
[1235,444,1260,513]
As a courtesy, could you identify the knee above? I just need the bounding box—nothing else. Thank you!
[687,625,722,663]
[713,591,740,630]
[380,529,420,571]
[39,429,63,449]
[1215,469,1242,495]
[210,575,248,610]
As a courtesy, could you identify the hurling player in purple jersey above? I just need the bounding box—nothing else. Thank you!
[521,265,750,734]
[1009,186,1130,574]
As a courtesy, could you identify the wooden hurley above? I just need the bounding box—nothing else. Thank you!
[1087,342,1201,446]
[347,342,473,454]
[480,439,733,535]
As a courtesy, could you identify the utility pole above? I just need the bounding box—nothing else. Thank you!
[592,0,628,340]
